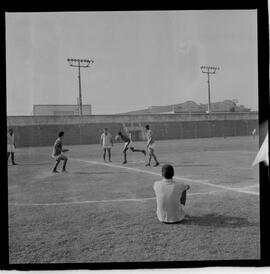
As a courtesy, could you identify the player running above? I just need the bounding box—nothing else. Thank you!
[145,124,159,167]
[100,128,113,162]
[51,131,69,173]
[116,130,146,164]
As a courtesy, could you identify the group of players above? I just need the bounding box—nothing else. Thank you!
[7,124,159,172]
[51,124,159,173]
[100,125,159,166]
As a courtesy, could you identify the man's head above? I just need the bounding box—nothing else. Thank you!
[104,128,108,134]
[145,125,150,130]
[162,164,174,179]
[118,131,122,136]
[58,131,64,138]
[8,128,13,135]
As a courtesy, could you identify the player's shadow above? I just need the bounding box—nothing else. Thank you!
[165,161,217,167]
[173,164,217,167]
[13,162,52,166]
[181,213,258,228]
[73,171,128,175]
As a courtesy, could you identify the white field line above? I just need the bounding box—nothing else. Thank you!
[70,158,259,196]
[9,157,259,207]
[10,190,223,207]
[239,184,259,190]
[206,150,256,154]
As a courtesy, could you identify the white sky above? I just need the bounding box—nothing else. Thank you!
[6,10,258,115]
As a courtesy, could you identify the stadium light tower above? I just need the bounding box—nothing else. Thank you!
[67,58,94,116]
[200,66,220,114]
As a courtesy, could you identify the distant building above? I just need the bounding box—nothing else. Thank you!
[173,101,205,113]
[33,104,92,116]
[119,100,250,115]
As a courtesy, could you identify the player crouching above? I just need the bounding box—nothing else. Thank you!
[52,131,69,173]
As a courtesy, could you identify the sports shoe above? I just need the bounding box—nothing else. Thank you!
[122,161,127,164]
[52,170,59,173]
[154,162,159,167]
[12,162,18,165]
[145,163,151,167]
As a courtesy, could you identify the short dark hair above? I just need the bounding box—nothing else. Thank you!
[145,125,150,130]
[118,131,122,135]
[162,164,174,179]
[58,131,64,137]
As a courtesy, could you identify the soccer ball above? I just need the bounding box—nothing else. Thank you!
[115,135,121,141]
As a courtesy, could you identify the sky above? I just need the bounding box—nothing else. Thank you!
[6,10,258,115]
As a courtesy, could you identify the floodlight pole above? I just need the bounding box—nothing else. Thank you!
[78,63,82,116]
[67,58,94,116]
[207,71,211,113]
[200,66,220,114]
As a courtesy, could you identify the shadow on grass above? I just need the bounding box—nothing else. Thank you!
[180,213,258,228]
[173,164,217,167]
[163,161,217,167]
[11,162,52,166]
[72,171,128,175]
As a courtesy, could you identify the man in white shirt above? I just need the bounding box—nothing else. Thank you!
[153,164,190,224]
[7,128,18,165]
[145,124,159,167]
[100,128,113,162]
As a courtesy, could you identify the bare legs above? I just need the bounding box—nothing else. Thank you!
[122,147,128,164]
[52,155,68,173]
[130,147,146,156]
[146,148,159,167]
[7,152,17,165]
[103,148,112,162]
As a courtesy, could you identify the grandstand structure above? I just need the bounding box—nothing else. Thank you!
[119,100,251,115]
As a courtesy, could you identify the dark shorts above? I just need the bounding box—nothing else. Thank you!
[52,154,68,161]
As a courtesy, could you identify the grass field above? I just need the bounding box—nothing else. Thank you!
[8,136,260,263]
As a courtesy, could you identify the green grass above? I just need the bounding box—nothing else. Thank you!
[8,136,260,263]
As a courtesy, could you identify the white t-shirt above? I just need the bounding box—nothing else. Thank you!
[101,133,112,148]
[153,179,189,223]
[7,133,15,145]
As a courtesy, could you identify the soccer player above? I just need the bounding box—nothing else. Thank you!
[125,128,146,155]
[7,128,18,165]
[145,124,159,167]
[153,164,190,224]
[51,131,69,173]
[100,128,113,162]
[116,131,146,164]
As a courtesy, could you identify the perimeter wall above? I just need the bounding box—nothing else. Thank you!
[6,112,258,147]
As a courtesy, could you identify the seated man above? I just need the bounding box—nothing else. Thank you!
[153,164,190,224]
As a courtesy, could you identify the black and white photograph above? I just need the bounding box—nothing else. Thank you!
[2,5,270,270]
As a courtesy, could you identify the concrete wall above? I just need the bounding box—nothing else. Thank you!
[6,112,258,147]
